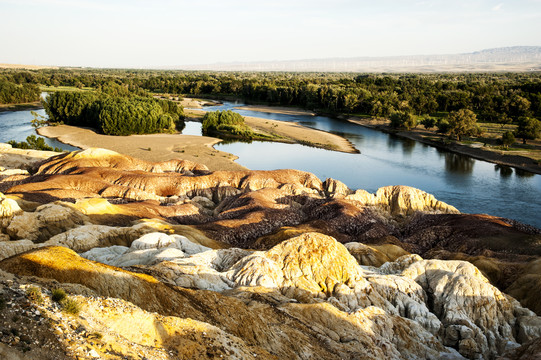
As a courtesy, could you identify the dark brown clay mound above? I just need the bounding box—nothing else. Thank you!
[402,213,541,260]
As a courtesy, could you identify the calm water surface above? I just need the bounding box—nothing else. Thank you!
[202,102,541,228]
[0,108,80,151]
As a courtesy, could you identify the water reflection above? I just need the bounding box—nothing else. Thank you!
[386,136,399,150]
[401,138,416,155]
[515,168,536,178]
[181,121,202,136]
[495,164,513,178]
[444,153,475,174]
[218,138,253,145]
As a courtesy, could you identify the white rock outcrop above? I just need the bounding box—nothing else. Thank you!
[74,232,541,359]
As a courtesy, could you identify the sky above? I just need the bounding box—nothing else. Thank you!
[1,0,540,68]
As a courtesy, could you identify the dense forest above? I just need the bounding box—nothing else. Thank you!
[1,68,540,140]
[43,83,184,136]
[0,73,40,104]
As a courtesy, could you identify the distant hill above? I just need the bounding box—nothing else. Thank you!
[177,46,541,72]
[0,64,58,70]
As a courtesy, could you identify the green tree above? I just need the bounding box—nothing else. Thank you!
[200,110,277,141]
[389,111,416,130]
[7,135,62,152]
[501,131,515,149]
[496,113,513,129]
[515,117,541,144]
[420,117,437,130]
[446,109,478,141]
[509,95,531,119]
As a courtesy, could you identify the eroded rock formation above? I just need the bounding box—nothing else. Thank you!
[0,148,540,359]
[2,233,540,359]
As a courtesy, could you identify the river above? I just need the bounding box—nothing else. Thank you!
[0,96,79,152]
[200,101,541,229]
[1,101,540,228]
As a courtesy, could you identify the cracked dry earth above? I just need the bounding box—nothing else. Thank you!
[0,146,540,360]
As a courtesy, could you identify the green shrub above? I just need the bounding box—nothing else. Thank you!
[51,288,67,303]
[389,111,416,130]
[60,297,80,315]
[43,91,184,136]
[421,117,437,130]
[8,135,63,152]
[436,119,450,134]
[202,110,255,139]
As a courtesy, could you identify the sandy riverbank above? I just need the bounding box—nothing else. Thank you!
[37,125,247,171]
[347,117,541,175]
[0,101,42,112]
[178,98,222,109]
[185,108,357,154]
[234,105,316,116]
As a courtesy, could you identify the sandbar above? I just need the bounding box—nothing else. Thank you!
[234,105,316,116]
[37,125,246,171]
[183,108,357,154]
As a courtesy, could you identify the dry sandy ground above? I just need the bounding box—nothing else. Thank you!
[0,63,58,69]
[178,98,221,109]
[186,108,356,154]
[37,125,246,171]
[234,105,316,116]
[244,115,356,152]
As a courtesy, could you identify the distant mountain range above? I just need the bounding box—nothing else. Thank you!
[176,46,541,72]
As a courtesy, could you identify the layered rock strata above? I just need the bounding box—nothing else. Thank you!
[0,148,540,359]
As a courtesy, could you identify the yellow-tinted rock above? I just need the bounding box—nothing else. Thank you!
[345,242,410,267]
[347,185,459,216]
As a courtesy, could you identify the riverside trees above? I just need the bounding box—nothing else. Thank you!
[389,111,417,130]
[446,109,480,141]
[515,117,541,144]
[5,68,540,121]
[3,68,540,142]
[0,77,40,104]
[43,87,184,135]
[202,110,264,140]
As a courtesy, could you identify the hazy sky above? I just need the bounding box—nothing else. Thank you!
[1,0,540,68]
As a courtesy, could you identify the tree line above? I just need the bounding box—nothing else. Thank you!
[2,68,540,141]
[0,75,40,104]
[3,68,540,121]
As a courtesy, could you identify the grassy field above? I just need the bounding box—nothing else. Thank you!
[39,86,94,92]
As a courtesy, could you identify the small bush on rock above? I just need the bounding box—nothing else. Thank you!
[61,297,81,315]
[51,288,67,303]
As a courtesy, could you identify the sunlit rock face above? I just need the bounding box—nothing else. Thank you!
[2,232,540,360]
[1,148,540,359]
